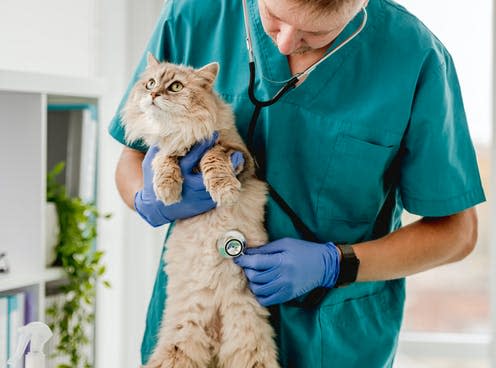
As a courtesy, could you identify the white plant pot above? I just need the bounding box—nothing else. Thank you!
[45,202,59,267]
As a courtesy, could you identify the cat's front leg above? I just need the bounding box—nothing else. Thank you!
[200,145,241,207]
[152,153,183,205]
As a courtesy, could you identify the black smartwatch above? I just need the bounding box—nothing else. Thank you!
[335,244,360,287]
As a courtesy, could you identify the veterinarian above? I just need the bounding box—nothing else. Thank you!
[109,0,486,366]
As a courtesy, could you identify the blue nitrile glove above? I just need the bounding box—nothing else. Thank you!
[230,151,244,170]
[234,238,341,306]
[134,132,245,227]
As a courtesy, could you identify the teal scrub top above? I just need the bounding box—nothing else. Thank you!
[108,0,486,366]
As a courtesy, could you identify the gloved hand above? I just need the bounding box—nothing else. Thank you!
[234,238,341,306]
[134,132,245,227]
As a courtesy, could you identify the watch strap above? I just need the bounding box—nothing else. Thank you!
[335,244,360,287]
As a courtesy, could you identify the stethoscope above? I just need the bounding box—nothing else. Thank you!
[241,0,368,152]
[225,2,370,307]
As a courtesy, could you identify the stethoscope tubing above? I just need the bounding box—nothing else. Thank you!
[241,0,369,309]
[243,0,368,107]
[247,62,299,108]
[244,3,368,151]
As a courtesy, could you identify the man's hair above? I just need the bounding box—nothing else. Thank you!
[292,0,360,14]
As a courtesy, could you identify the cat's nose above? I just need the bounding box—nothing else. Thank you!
[151,91,161,99]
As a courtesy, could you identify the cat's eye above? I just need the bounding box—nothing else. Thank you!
[145,79,156,90]
[168,81,184,92]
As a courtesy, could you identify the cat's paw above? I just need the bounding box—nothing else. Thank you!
[208,177,241,207]
[154,181,182,205]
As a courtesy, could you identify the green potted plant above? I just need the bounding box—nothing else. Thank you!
[45,162,111,368]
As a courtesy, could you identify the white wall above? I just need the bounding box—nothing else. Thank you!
[0,0,97,77]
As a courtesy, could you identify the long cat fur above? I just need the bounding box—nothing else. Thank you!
[122,53,279,368]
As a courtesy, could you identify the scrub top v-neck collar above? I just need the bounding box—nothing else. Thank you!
[246,0,380,106]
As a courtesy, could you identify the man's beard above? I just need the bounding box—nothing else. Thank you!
[292,46,313,55]
[270,37,312,55]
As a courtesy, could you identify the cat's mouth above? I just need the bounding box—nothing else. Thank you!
[148,101,164,113]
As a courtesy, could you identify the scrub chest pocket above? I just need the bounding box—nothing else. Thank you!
[318,132,398,224]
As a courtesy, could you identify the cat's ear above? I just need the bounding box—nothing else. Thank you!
[146,52,160,67]
[197,62,219,88]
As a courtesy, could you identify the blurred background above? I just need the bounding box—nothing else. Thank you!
[0,0,493,367]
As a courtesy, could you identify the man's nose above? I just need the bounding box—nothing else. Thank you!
[275,24,301,55]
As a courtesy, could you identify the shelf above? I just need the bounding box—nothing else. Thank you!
[0,267,66,293]
[43,267,67,283]
[0,70,104,98]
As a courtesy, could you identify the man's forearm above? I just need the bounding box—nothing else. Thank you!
[352,208,478,282]
[115,147,145,209]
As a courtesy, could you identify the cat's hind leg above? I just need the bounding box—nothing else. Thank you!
[143,292,220,368]
[217,293,279,368]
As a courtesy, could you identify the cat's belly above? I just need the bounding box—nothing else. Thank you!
[164,177,268,294]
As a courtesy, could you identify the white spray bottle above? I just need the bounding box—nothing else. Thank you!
[6,321,53,368]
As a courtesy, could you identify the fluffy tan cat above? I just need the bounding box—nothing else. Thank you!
[122,53,279,368]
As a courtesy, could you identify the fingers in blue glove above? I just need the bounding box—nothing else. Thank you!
[234,252,282,271]
[144,145,160,161]
[230,151,245,171]
[235,239,341,306]
[248,279,290,307]
[243,241,288,255]
[184,172,206,190]
[249,280,283,298]
[257,292,289,307]
[179,131,219,172]
[244,267,281,284]
[141,145,160,176]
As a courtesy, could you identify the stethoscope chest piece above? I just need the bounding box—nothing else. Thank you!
[218,230,246,258]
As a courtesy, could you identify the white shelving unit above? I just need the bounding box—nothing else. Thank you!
[0,70,103,322]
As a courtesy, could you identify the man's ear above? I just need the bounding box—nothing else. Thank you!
[146,52,160,67]
[197,62,219,88]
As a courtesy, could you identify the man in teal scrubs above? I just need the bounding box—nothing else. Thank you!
[109,0,486,366]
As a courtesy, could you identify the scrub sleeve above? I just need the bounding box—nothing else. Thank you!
[399,50,484,216]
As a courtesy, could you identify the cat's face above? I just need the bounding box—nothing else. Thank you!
[122,53,219,147]
[137,55,218,119]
